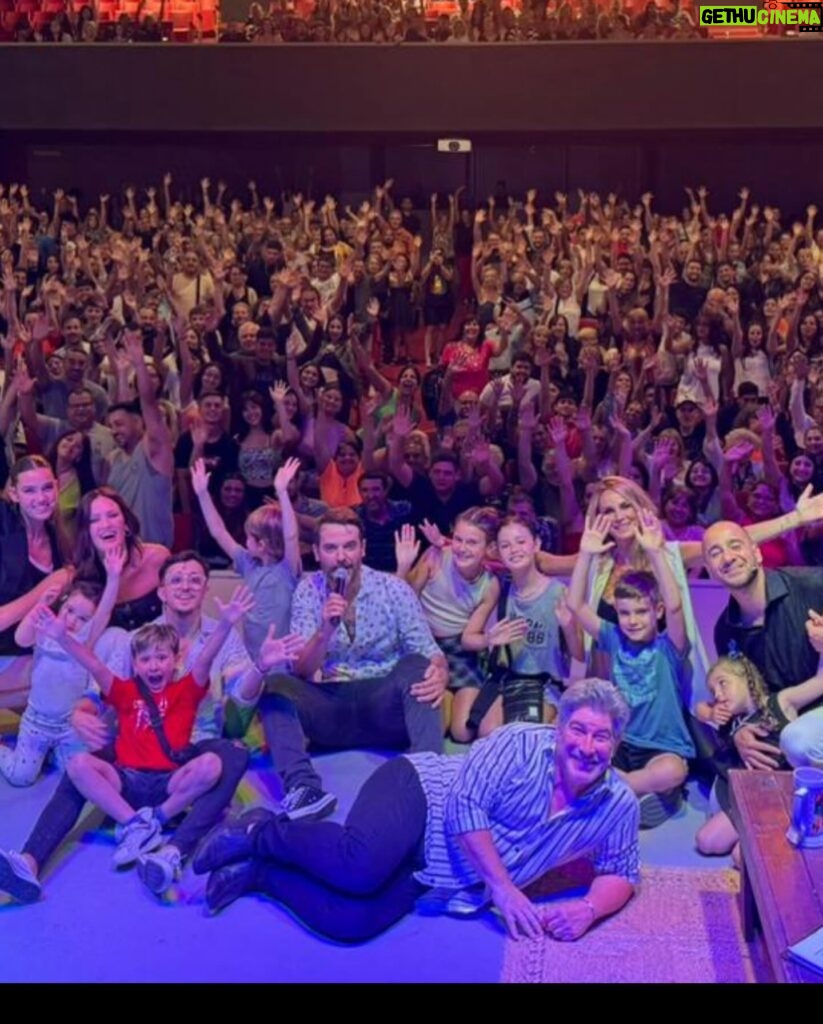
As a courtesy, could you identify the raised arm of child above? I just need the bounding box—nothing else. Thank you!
[14,583,65,649]
[33,605,115,695]
[634,509,688,655]
[190,585,256,688]
[273,456,302,578]
[566,514,613,641]
[191,457,244,562]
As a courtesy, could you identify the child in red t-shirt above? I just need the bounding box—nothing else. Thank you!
[34,585,303,884]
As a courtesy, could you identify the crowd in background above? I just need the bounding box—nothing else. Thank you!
[8,0,792,44]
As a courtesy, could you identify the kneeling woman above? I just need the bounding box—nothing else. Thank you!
[396,507,499,743]
[462,515,582,736]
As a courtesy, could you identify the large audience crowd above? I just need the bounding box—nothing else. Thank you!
[1,171,823,941]
[3,0,777,44]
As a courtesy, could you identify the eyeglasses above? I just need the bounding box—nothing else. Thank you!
[164,574,207,589]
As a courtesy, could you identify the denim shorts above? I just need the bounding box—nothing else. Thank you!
[116,766,174,809]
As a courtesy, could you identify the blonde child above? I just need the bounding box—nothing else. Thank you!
[192,456,302,660]
[695,648,823,861]
[31,585,299,890]
[0,547,124,787]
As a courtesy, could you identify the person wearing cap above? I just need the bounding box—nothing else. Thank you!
[255,506,448,825]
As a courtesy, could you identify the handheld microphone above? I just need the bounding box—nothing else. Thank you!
[329,567,348,628]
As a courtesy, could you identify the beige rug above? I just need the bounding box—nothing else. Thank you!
[502,867,768,984]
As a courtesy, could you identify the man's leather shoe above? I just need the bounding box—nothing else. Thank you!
[193,808,274,875]
[206,860,260,915]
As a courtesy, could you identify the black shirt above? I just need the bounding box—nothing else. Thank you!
[0,503,62,655]
[174,432,239,487]
[358,501,414,573]
[396,474,484,536]
[714,568,823,693]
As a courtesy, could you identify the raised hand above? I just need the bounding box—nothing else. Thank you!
[723,440,754,464]
[756,404,776,434]
[394,523,421,576]
[32,603,63,640]
[214,584,256,626]
[257,625,306,673]
[190,457,211,498]
[102,543,127,577]
[580,514,615,556]
[270,381,289,406]
[419,518,445,550]
[795,485,823,527]
[122,329,145,368]
[392,407,413,439]
[554,588,574,630]
[548,415,568,447]
[274,456,301,494]
[513,399,536,435]
[633,508,664,552]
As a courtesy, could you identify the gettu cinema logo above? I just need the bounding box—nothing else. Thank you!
[700,2,823,29]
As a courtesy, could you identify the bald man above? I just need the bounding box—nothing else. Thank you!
[703,520,823,769]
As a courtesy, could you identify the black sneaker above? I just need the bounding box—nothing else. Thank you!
[280,785,337,822]
[639,788,683,830]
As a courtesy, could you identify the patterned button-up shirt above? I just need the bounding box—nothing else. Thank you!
[290,565,442,681]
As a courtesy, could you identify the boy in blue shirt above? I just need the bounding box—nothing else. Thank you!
[567,507,695,828]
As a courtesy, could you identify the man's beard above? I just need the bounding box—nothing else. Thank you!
[723,562,760,592]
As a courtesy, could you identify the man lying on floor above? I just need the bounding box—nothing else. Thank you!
[194,677,640,943]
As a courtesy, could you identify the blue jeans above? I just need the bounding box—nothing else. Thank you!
[251,756,429,943]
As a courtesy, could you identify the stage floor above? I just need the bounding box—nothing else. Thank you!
[0,745,716,984]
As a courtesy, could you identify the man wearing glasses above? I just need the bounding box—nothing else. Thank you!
[0,552,262,904]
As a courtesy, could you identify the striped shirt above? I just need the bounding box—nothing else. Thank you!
[407,723,639,909]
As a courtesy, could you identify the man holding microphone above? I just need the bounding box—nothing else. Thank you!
[257,508,449,822]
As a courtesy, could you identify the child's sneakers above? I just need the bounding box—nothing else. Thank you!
[639,788,684,830]
[137,845,182,897]
[113,807,163,868]
[0,849,42,904]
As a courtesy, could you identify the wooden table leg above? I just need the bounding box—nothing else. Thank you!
[739,856,758,943]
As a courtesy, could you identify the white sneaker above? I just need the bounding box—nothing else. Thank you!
[138,845,182,896]
[0,849,41,904]
[113,808,163,868]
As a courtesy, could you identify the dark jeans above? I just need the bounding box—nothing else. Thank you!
[250,756,429,943]
[23,738,249,870]
[258,653,443,793]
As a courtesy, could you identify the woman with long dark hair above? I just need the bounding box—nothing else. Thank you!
[73,487,170,632]
[0,456,71,702]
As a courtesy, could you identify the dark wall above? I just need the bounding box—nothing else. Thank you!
[1,40,823,133]
[2,41,823,215]
[3,132,823,219]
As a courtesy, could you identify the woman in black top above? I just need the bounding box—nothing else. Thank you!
[0,457,70,700]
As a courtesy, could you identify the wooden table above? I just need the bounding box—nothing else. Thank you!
[730,769,823,983]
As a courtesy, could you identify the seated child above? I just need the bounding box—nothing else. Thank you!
[567,508,696,828]
[192,456,301,661]
[395,507,500,743]
[695,649,823,862]
[28,585,303,897]
[0,547,124,787]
